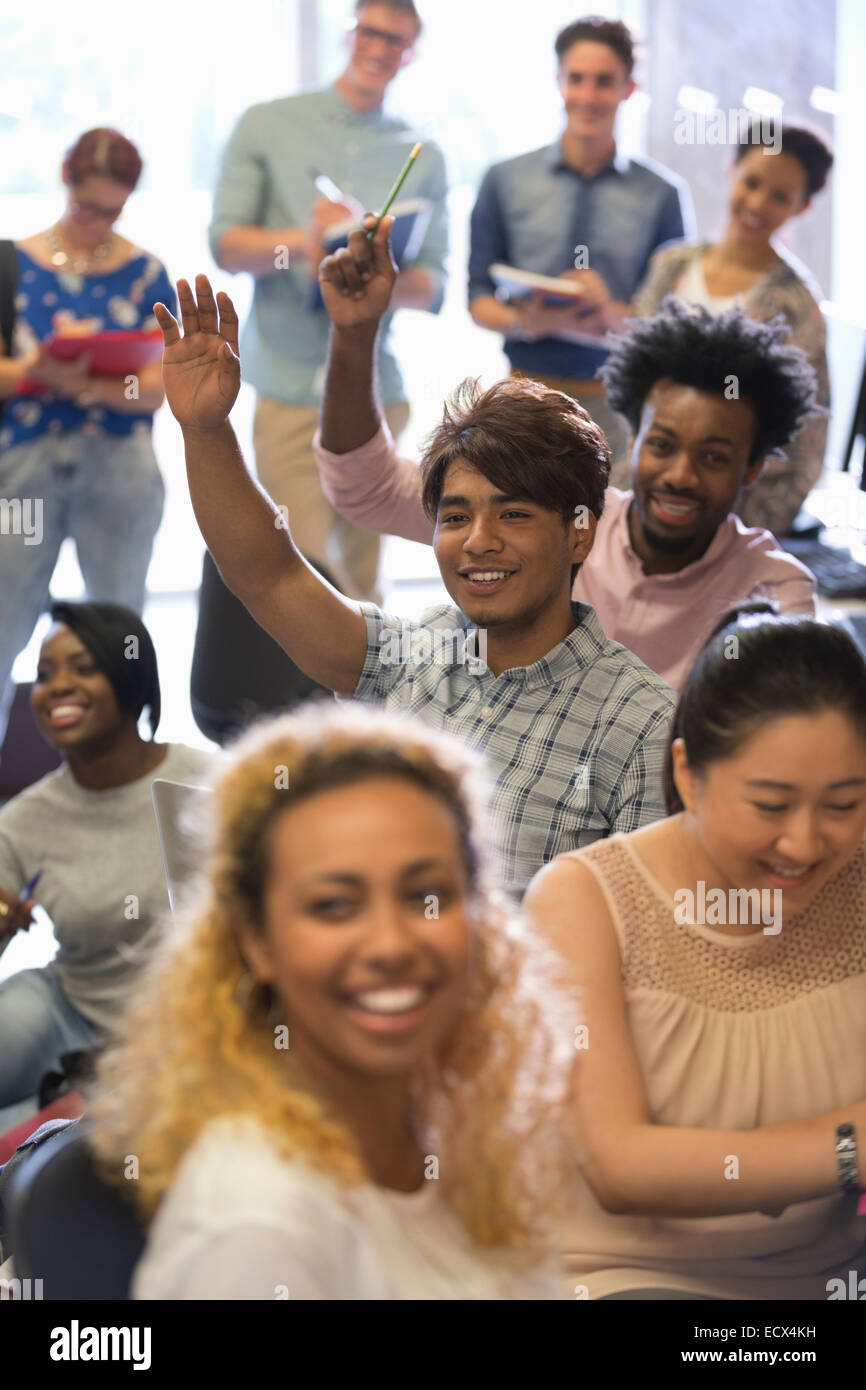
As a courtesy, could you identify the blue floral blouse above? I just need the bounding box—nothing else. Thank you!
[0,248,176,451]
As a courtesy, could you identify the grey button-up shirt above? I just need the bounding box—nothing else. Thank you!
[346,599,676,898]
[469,139,694,381]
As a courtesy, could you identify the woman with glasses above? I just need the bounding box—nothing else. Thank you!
[0,127,174,706]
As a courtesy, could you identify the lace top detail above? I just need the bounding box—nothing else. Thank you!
[574,835,866,1013]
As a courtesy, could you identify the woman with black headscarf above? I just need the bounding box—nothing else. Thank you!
[0,601,211,1132]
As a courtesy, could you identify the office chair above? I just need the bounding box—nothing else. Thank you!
[7,1120,145,1299]
[190,551,336,746]
[0,683,62,800]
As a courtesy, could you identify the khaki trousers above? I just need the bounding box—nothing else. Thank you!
[253,396,411,602]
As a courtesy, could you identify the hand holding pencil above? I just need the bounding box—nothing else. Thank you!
[319,215,399,331]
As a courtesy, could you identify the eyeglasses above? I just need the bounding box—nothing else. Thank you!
[350,21,414,53]
[71,199,125,222]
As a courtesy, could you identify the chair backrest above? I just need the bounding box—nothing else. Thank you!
[7,1121,145,1299]
[190,550,334,746]
[152,778,210,910]
[0,683,62,799]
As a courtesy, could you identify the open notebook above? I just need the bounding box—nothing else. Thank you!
[305,196,433,311]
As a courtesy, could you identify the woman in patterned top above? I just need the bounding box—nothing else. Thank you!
[526,611,866,1300]
[0,128,175,706]
[614,123,833,537]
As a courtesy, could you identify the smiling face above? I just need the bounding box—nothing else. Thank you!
[729,147,810,244]
[557,40,635,143]
[345,2,418,97]
[31,623,126,751]
[627,380,763,572]
[674,709,866,917]
[241,776,472,1082]
[432,458,592,632]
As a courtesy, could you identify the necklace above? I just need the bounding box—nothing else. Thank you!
[46,223,115,273]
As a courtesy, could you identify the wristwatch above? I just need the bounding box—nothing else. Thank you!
[836,1123,860,1193]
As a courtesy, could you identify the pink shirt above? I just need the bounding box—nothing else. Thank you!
[313,424,817,693]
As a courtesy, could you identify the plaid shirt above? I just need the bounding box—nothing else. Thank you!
[346,600,676,897]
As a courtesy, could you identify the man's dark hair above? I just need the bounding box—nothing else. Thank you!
[420,377,610,586]
[356,0,422,34]
[555,15,635,76]
[49,600,161,737]
[735,121,833,198]
[599,298,818,464]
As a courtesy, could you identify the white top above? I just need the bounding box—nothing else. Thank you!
[133,1116,561,1300]
[677,254,740,313]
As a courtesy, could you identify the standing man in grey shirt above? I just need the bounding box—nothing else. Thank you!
[469,15,694,463]
[209,0,448,602]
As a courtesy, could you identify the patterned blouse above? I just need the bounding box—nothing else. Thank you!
[616,241,830,538]
[1,248,176,452]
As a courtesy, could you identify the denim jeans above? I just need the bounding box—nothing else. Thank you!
[0,964,102,1132]
[0,428,165,701]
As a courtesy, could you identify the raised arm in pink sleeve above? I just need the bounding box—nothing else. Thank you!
[312,422,434,545]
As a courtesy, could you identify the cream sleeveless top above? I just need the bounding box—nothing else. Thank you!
[559,833,866,1300]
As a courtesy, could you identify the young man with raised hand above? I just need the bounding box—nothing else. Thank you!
[209,0,447,603]
[153,270,675,899]
[312,220,817,694]
[468,15,693,462]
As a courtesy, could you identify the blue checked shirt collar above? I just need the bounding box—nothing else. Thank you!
[547,138,630,178]
[453,601,606,692]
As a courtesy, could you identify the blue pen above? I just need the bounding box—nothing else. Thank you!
[21,869,42,901]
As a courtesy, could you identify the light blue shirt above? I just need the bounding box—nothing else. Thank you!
[209,84,449,406]
[469,139,694,380]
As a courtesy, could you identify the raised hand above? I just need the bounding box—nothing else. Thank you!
[318,215,398,331]
[153,275,241,429]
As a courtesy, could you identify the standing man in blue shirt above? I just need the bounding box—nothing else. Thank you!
[209,1,448,601]
[468,15,693,463]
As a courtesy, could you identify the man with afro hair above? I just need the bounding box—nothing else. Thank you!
[313,232,819,692]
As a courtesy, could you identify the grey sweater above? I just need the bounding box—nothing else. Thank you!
[0,744,212,1031]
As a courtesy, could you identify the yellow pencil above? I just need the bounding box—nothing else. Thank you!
[367,143,423,240]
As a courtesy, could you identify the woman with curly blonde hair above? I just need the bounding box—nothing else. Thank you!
[89,703,575,1299]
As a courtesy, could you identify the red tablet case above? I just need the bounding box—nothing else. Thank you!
[17,329,163,393]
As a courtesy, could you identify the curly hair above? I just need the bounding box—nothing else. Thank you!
[599,297,819,464]
[88,704,578,1254]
